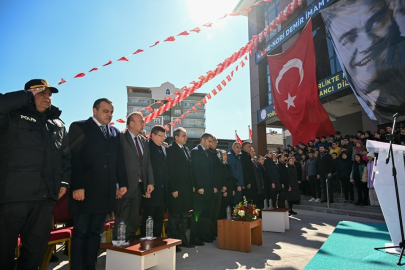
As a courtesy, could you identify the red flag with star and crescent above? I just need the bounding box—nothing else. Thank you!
[267,19,334,145]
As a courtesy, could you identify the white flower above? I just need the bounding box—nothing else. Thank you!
[238,210,245,217]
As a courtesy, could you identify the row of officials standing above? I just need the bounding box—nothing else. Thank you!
[0,80,240,269]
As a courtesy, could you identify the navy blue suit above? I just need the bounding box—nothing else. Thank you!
[68,117,127,269]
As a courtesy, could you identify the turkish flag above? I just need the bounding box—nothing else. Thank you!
[267,19,335,145]
[236,133,243,145]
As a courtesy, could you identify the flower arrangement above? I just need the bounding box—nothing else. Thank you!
[233,196,260,221]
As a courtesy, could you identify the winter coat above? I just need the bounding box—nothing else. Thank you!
[350,163,368,183]
[0,90,70,204]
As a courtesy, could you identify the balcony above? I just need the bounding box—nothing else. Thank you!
[128,100,152,106]
[184,103,205,109]
[187,133,204,138]
[183,123,206,128]
[184,114,205,119]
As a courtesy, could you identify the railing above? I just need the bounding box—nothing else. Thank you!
[184,114,205,119]
[128,101,152,106]
[183,123,206,128]
[184,103,205,109]
[187,133,204,138]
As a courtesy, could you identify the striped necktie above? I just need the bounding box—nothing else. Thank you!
[100,125,107,138]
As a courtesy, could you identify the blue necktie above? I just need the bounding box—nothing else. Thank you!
[100,125,107,138]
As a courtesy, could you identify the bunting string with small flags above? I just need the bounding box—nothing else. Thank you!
[53,0,303,87]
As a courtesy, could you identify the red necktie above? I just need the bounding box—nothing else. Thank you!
[134,137,143,181]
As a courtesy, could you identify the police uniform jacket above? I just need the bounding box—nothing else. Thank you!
[0,90,70,204]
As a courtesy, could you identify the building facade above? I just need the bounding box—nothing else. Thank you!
[234,0,377,153]
[127,82,206,138]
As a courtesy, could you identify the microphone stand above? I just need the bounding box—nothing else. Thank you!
[374,113,405,265]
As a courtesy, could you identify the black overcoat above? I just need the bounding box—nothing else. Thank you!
[68,117,128,214]
[143,139,168,207]
[166,142,194,214]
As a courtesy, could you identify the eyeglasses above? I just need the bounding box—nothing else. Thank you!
[155,134,167,139]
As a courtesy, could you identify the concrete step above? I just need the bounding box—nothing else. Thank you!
[292,204,384,220]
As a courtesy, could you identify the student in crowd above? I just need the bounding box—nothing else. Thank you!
[306,151,321,203]
[350,154,368,206]
[286,157,300,215]
[366,152,379,207]
[337,151,354,204]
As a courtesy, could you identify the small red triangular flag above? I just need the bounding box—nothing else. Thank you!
[103,60,112,66]
[145,105,153,112]
[226,75,232,82]
[149,41,160,47]
[116,119,126,123]
[191,106,197,112]
[175,118,180,123]
[190,27,201,33]
[180,114,185,119]
[164,125,170,131]
[202,98,207,105]
[197,101,202,107]
[203,22,213,27]
[89,67,98,72]
[164,96,172,102]
[212,89,217,96]
[207,93,212,99]
[169,121,175,127]
[133,49,144,54]
[58,78,66,85]
[155,100,163,105]
[177,31,189,36]
[164,36,175,42]
[117,56,129,61]
[74,73,85,78]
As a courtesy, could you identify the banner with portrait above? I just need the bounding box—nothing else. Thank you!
[321,0,405,124]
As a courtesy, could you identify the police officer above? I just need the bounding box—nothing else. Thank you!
[0,79,70,269]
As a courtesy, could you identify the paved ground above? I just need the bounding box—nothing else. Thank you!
[49,210,385,270]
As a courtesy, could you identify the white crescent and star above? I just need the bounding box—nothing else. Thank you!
[273,58,304,110]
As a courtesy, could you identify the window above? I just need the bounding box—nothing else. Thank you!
[264,0,281,42]
[154,118,160,124]
[163,115,170,120]
[166,89,170,95]
[266,64,273,105]
[313,22,342,79]
[175,110,181,115]
[325,28,342,75]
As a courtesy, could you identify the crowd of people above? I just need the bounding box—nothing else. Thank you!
[1,79,404,269]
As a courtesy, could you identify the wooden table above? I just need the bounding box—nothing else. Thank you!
[217,218,262,252]
[261,208,290,233]
[100,237,181,270]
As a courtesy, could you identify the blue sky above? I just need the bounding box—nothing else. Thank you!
[0,0,253,140]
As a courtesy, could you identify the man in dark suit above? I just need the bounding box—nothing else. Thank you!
[264,150,282,208]
[190,133,215,245]
[240,141,255,202]
[69,98,128,270]
[167,127,195,251]
[207,136,224,237]
[276,154,289,208]
[141,125,167,237]
[114,112,154,240]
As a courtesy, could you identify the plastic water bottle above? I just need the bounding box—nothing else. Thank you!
[117,221,126,243]
[226,206,232,220]
[269,199,274,209]
[263,199,268,209]
[146,216,154,239]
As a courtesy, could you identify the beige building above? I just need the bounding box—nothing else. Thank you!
[127,82,206,138]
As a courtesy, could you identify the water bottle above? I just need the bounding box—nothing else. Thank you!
[117,221,126,243]
[269,199,274,209]
[146,216,154,239]
[226,206,232,220]
[263,199,268,209]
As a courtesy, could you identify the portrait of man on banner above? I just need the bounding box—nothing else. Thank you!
[321,0,405,124]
